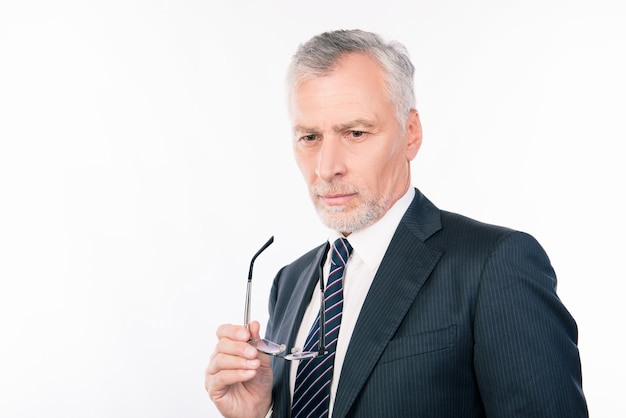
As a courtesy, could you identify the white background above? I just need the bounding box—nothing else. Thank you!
[1,0,624,416]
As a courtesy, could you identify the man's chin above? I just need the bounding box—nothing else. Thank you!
[320,204,348,214]
[316,207,362,233]
[314,198,386,233]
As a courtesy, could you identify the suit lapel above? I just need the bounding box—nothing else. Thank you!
[271,244,327,417]
[332,190,443,418]
[273,243,328,349]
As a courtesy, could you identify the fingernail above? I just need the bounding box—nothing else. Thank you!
[244,346,257,357]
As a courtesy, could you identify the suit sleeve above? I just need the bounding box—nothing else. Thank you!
[473,231,588,417]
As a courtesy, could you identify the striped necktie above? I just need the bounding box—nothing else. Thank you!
[291,238,353,418]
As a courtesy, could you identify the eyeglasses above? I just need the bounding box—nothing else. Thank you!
[244,236,329,361]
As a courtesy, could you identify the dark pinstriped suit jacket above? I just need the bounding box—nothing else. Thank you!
[265,188,587,417]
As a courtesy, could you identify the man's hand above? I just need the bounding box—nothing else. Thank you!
[205,321,273,418]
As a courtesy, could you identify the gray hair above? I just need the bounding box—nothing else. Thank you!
[287,29,416,129]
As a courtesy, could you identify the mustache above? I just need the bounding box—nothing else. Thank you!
[311,183,358,196]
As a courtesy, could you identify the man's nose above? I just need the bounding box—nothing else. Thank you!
[315,137,347,181]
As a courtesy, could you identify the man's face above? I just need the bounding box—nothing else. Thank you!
[290,53,422,234]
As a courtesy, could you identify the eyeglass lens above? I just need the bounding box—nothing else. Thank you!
[244,237,329,361]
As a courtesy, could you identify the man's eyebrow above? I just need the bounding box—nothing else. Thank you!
[293,125,319,134]
[293,119,376,135]
[333,119,376,132]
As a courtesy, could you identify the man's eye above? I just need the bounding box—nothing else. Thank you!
[350,131,366,138]
[301,134,318,142]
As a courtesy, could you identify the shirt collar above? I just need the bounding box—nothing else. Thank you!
[328,187,415,271]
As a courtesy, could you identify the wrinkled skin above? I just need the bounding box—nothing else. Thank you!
[205,321,273,418]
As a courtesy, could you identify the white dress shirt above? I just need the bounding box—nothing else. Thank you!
[289,187,415,416]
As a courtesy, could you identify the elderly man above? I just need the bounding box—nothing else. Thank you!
[205,29,587,417]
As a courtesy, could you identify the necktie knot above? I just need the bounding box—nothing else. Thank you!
[331,238,352,268]
[327,238,352,290]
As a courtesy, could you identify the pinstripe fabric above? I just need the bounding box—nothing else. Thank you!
[291,238,352,418]
[266,188,587,417]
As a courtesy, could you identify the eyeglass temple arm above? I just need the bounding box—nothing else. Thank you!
[244,236,275,330]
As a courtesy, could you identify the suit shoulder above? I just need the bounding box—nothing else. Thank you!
[432,210,540,254]
[440,210,513,236]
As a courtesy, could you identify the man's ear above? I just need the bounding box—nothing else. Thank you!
[406,109,423,161]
